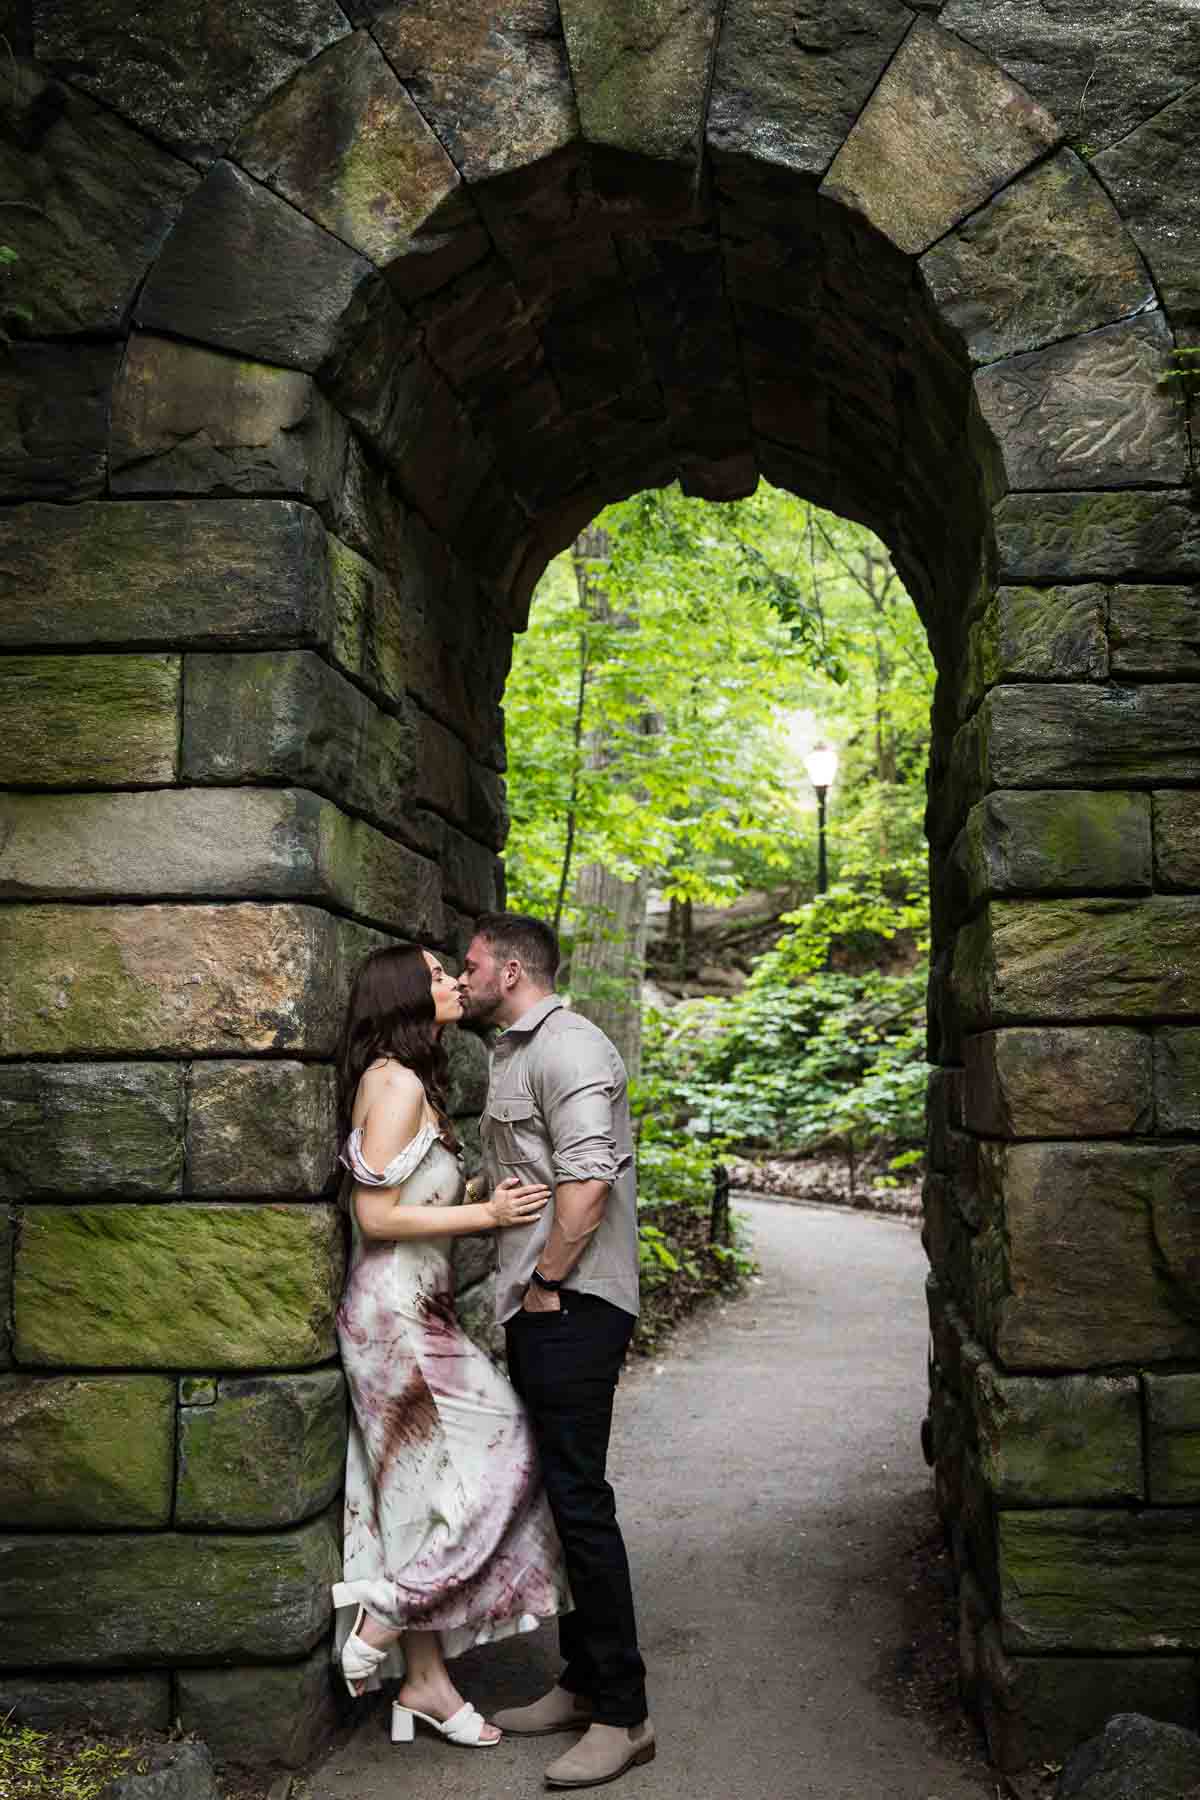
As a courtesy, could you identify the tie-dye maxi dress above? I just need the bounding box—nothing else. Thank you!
[332,1122,570,1685]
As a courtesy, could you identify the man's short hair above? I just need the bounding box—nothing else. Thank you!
[474,912,560,987]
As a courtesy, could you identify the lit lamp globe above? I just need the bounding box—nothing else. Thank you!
[804,742,839,793]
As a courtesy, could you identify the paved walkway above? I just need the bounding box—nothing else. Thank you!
[307,1200,993,1800]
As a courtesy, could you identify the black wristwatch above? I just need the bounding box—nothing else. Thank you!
[530,1267,564,1292]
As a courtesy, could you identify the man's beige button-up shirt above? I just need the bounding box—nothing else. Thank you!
[480,995,640,1325]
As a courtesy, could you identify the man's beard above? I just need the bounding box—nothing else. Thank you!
[459,979,504,1033]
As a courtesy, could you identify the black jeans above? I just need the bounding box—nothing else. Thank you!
[506,1292,648,1727]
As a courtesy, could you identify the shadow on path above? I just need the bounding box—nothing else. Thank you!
[307,1200,993,1800]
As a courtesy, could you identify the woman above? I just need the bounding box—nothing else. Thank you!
[332,943,570,1749]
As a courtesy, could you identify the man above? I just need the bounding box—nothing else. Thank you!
[458,911,653,1789]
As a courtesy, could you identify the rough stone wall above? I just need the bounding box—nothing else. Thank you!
[2,0,1199,1774]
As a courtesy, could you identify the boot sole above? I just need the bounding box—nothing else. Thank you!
[545,1742,657,1787]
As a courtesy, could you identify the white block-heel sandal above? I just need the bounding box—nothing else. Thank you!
[340,1606,391,1697]
[391,1699,499,1748]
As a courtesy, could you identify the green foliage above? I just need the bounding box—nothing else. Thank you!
[0,1721,134,1800]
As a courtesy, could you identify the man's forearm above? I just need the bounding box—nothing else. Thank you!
[535,1177,609,1282]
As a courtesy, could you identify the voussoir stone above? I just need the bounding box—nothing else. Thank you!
[0,1062,184,1198]
[955,791,1152,904]
[110,335,347,502]
[176,1644,337,1770]
[0,1509,340,1665]
[995,491,1200,585]
[34,0,347,165]
[1146,1374,1200,1505]
[562,0,719,164]
[0,499,332,651]
[0,655,179,787]
[919,150,1155,366]
[969,1361,1142,1504]
[974,312,1185,492]
[708,0,911,178]
[0,1674,171,1734]
[187,1061,337,1197]
[1001,1509,1200,1653]
[822,19,1060,257]
[963,1027,1153,1138]
[139,161,373,372]
[1094,85,1200,323]
[1155,1030,1200,1135]
[176,1370,346,1527]
[0,903,381,1058]
[0,1375,174,1528]
[14,1203,345,1369]
[0,67,198,338]
[0,344,120,499]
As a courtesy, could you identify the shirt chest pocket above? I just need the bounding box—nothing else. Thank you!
[487,1095,539,1168]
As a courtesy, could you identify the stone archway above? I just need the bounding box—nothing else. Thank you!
[3,1,1200,1775]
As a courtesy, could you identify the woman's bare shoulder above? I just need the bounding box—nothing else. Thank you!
[361,1057,424,1097]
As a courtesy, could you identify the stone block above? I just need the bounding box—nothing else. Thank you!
[995,491,1200,585]
[968,1361,1142,1504]
[1154,793,1200,892]
[0,344,120,499]
[415,713,508,848]
[438,820,503,912]
[0,1210,11,1368]
[977,1625,1198,1775]
[0,1063,184,1198]
[446,1027,489,1117]
[925,1066,964,1172]
[187,1062,337,1197]
[1146,1374,1200,1505]
[1110,586,1200,677]
[332,809,445,937]
[919,150,1155,367]
[963,1028,1152,1138]
[0,499,332,651]
[0,904,377,1058]
[983,684,1200,790]
[0,68,198,338]
[176,1371,346,1528]
[955,791,1152,904]
[0,1375,174,1528]
[974,313,1185,492]
[960,585,1108,711]
[822,19,1059,257]
[708,0,910,177]
[563,0,719,164]
[235,29,463,269]
[0,655,179,786]
[451,1228,496,1296]
[999,1509,1200,1653]
[978,1141,1200,1369]
[455,1273,504,1361]
[176,1644,337,1770]
[0,1674,171,1734]
[139,161,373,373]
[13,1203,345,1370]
[370,0,577,188]
[36,0,347,165]
[1059,1713,1200,1800]
[182,652,418,837]
[954,898,1200,1029]
[0,1509,339,1666]
[327,535,411,711]
[1094,86,1200,321]
[110,335,347,502]
[940,0,1199,155]
[1156,1030,1200,1135]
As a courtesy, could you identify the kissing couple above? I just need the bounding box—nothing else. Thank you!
[329,911,654,1789]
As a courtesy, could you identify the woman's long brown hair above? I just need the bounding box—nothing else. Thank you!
[336,945,459,1154]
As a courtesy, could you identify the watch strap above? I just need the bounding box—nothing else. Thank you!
[530,1267,564,1292]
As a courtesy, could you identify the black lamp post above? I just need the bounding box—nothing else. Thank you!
[804,742,839,894]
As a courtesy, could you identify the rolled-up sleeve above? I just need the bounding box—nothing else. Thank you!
[536,1034,620,1186]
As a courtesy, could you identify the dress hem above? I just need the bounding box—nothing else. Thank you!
[331,1581,569,1687]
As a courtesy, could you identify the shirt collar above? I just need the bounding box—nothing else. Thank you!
[504,994,563,1037]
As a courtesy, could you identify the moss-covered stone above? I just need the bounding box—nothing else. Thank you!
[111,335,347,502]
[176,1371,345,1527]
[562,0,719,164]
[0,1674,171,1734]
[999,1509,1200,1653]
[326,535,410,711]
[979,1141,1200,1369]
[968,1362,1142,1504]
[0,1510,340,1666]
[176,1644,337,1770]
[1153,793,1200,892]
[0,500,332,651]
[920,150,1155,367]
[445,1026,488,1117]
[963,1027,1152,1138]
[13,1203,345,1370]
[182,652,418,839]
[0,904,379,1058]
[0,1210,11,1368]
[319,805,445,937]
[1110,585,1200,676]
[957,585,1107,721]
[995,490,1200,585]
[822,19,1059,257]
[1145,1374,1200,1504]
[138,161,373,373]
[954,898,1200,1028]
[187,1062,337,1198]
[0,1375,174,1528]
[0,655,179,787]
[954,791,1152,906]
[982,683,1200,789]
[0,1063,184,1197]
[1155,1029,1200,1134]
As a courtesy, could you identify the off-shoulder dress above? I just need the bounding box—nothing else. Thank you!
[331,1121,570,1686]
